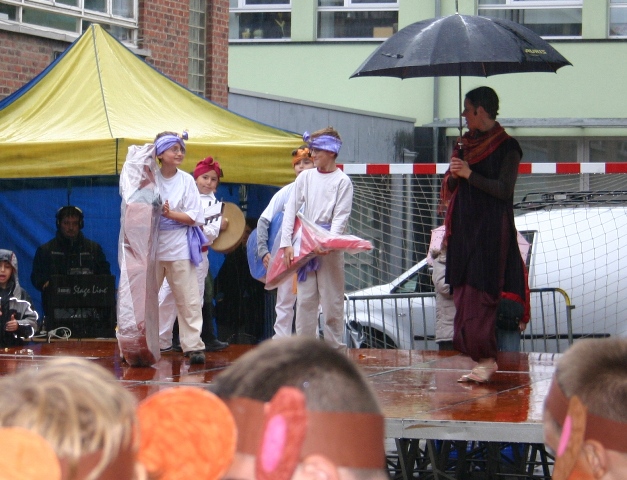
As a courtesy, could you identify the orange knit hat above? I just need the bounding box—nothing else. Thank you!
[291,146,310,166]
[137,386,237,480]
[0,427,62,480]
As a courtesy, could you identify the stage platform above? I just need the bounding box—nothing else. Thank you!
[0,340,557,479]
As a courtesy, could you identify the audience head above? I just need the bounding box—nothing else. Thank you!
[543,338,627,480]
[0,357,140,480]
[212,337,387,480]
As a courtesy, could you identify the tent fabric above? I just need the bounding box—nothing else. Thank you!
[0,24,301,186]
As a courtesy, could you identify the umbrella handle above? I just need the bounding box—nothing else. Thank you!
[457,142,464,160]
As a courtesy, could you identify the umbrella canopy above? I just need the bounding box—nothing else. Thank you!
[350,13,572,135]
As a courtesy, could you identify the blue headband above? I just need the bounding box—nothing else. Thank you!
[303,131,342,155]
[155,135,186,156]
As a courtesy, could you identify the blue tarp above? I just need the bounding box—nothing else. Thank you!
[0,177,277,317]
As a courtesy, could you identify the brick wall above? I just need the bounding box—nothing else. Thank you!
[206,0,229,107]
[1,1,229,106]
[138,0,190,87]
[0,31,66,99]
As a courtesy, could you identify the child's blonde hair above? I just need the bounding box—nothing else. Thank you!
[0,357,138,480]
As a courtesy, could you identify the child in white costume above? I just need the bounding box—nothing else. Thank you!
[280,128,353,351]
[158,156,228,352]
[257,146,314,338]
[154,131,206,365]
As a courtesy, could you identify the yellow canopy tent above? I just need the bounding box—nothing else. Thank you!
[0,24,300,186]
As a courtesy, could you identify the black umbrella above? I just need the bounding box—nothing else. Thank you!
[350,13,572,138]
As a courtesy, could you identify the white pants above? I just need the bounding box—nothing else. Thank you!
[273,275,296,338]
[156,258,205,353]
[295,250,346,351]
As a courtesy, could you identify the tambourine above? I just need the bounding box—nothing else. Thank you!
[210,202,246,254]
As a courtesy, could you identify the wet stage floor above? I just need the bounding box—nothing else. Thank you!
[0,340,558,444]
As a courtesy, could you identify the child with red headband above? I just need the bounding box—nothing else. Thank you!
[543,338,627,480]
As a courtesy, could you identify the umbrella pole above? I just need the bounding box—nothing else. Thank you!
[458,75,463,138]
[457,73,464,159]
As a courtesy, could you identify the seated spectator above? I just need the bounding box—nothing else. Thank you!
[0,249,38,346]
[212,337,389,480]
[543,338,627,480]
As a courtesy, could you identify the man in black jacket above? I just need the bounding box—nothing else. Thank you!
[31,206,111,331]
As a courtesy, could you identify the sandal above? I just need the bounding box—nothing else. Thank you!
[458,361,498,383]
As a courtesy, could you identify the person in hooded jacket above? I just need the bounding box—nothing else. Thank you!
[0,249,39,346]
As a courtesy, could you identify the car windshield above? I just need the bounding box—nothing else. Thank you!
[392,262,433,294]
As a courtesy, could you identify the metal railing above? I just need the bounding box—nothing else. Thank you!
[344,292,437,350]
[523,287,575,353]
[345,287,578,353]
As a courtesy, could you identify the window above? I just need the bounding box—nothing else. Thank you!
[229,0,291,41]
[318,0,398,40]
[610,0,627,37]
[0,0,138,44]
[392,263,433,294]
[189,0,206,96]
[478,0,582,38]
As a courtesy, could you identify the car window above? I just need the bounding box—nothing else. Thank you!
[392,263,434,294]
[519,230,536,269]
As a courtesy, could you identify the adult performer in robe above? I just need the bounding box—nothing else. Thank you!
[441,86,526,383]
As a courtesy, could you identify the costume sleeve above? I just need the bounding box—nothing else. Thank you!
[280,178,303,248]
[202,219,220,245]
[260,191,279,222]
[467,148,521,200]
[180,174,204,226]
[329,175,353,236]
[257,216,271,259]
[201,194,221,245]
[30,247,48,292]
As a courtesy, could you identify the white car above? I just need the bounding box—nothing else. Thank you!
[345,258,437,350]
[346,195,627,352]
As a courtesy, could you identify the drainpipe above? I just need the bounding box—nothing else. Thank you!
[432,0,442,227]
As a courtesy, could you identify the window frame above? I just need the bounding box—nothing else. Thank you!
[317,0,398,41]
[0,0,138,44]
[230,0,291,11]
[609,0,627,38]
[229,0,291,42]
[478,0,582,39]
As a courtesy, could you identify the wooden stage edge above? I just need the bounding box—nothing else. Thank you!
[0,339,558,445]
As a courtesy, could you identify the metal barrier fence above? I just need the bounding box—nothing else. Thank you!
[345,287,576,353]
